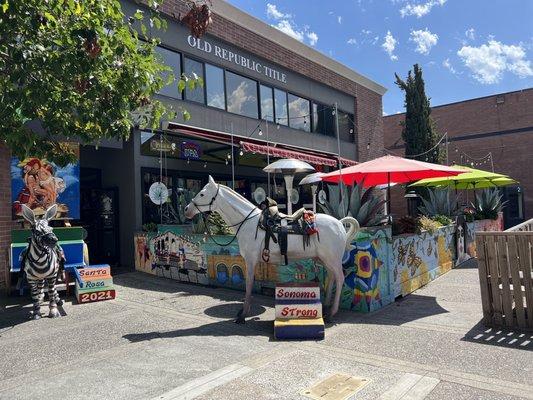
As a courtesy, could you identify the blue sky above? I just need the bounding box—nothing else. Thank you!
[226,0,533,115]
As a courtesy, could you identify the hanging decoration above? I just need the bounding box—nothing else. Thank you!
[182,0,212,38]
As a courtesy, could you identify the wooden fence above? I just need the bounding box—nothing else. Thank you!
[475,219,533,330]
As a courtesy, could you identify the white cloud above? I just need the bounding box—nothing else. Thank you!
[382,31,398,60]
[465,28,475,41]
[274,20,304,42]
[347,38,358,45]
[410,28,438,55]
[457,40,533,84]
[337,16,342,24]
[400,0,447,18]
[266,3,290,20]
[266,4,318,46]
[442,58,457,74]
[361,29,372,35]
[307,31,319,46]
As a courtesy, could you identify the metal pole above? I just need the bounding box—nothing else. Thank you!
[231,122,235,189]
[334,102,344,203]
[445,132,449,165]
[266,118,271,198]
[159,131,163,225]
[387,172,392,224]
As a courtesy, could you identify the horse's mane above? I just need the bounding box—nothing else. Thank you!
[218,184,258,211]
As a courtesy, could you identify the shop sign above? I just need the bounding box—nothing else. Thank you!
[180,141,202,160]
[79,266,111,280]
[275,285,320,300]
[150,139,175,153]
[187,35,287,84]
[77,289,116,304]
[275,303,322,319]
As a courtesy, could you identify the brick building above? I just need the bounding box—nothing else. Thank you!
[1,0,386,293]
[384,88,533,227]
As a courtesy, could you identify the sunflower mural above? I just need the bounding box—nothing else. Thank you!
[343,240,383,312]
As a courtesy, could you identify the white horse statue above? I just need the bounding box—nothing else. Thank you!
[184,176,359,323]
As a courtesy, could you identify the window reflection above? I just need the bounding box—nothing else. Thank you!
[288,94,310,132]
[226,71,258,118]
[155,46,181,99]
[206,64,225,109]
[260,85,274,121]
[184,57,205,103]
[274,89,288,125]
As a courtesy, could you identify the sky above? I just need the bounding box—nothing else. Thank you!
[226,0,533,115]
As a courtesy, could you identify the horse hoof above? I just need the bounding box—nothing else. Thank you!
[49,309,60,318]
[32,313,41,320]
[323,314,333,324]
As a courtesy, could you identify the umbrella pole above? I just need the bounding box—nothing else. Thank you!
[387,172,392,224]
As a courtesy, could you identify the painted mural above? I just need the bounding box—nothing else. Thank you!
[340,227,392,312]
[134,225,392,313]
[391,225,456,298]
[458,213,503,265]
[11,147,80,220]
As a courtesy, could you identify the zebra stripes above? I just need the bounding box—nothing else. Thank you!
[21,204,63,320]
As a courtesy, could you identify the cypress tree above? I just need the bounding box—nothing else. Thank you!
[395,64,440,163]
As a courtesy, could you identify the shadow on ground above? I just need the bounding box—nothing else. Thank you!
[462,320,533,351]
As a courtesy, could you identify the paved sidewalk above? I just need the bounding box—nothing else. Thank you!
[1,262,532,400]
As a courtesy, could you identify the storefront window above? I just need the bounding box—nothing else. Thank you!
[225,71,258,118]
[288,94,310,132]
[205,64,225,110]
[337,110,355,137]
[312,102,335,137]
[274,88,288,126]
[260,85,274,121]
[184,57,205,104]
[155,46,181,99]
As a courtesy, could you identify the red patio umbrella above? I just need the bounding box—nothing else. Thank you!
[321,155,465,219]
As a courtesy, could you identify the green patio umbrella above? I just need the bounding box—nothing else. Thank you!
[409,165,518,189]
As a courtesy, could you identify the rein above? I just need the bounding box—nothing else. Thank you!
[192,184,260,247]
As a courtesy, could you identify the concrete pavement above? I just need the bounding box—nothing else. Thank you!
[1,262,532,400]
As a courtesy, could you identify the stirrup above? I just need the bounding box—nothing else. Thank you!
[262,249,270,262]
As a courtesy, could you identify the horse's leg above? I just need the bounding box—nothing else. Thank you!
[236,259,255,324]
[29,279,44,320]
[46,277,60,318]
[324,270,335,307]
[330,263,345,319]
[50,272,63,306]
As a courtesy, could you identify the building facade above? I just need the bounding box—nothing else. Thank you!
[384,88,533,227]
[1,0,386,292]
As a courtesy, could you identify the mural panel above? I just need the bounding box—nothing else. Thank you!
[11,147,80,219]
[391,226,455,298]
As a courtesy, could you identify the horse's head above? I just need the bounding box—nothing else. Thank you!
[21,204,59,249]
[184,176,219,219]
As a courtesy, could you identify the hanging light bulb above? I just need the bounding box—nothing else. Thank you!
[225,159,228,165]
[187,158,190,164]
[203,162,207,168]
[332,110,336,116]
[239,149,244,156]
[349,128,354,134]
[227,153,231,159]
[258,129,263,136]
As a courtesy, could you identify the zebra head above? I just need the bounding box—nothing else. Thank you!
[21,204,59,249]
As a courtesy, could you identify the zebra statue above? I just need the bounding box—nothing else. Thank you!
[20,204,64,319]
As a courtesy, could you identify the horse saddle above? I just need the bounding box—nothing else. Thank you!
[257,198,317,265]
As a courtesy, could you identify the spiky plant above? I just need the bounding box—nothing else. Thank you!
[473,188,507,220]
[419,188,460,217]
[319,181,386,227]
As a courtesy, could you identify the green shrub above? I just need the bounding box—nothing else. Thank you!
[418,216,442,234]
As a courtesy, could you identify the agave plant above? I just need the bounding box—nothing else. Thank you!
[419,188,460,217]
[473,188,507,220]
[319,181,386,227]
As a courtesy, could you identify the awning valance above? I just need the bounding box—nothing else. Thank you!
[240,142,337,167]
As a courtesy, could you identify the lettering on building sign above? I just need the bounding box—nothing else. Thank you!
[77,290,116,304]
[187,35,287,84]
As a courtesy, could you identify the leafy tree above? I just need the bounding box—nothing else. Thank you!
[395,64,440,163]
[0,0,200,164]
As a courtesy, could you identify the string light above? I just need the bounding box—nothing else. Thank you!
[203,162,207,168]
[187,158,190,164]
[239,149,244,156]
[258,129,263,136]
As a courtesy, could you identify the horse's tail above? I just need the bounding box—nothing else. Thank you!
[340,217,360,251]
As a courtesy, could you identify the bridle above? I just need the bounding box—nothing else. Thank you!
[191,184,259,246]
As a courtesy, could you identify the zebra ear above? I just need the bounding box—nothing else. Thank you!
[21,204,36,225]
[44,204,58,221]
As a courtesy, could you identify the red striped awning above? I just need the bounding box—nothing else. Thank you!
[240,142,337,167]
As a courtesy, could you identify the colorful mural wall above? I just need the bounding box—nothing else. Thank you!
[134,225,392,313]
[457,213,503,265]
[391,225,456,298]
[11,145,80,220]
